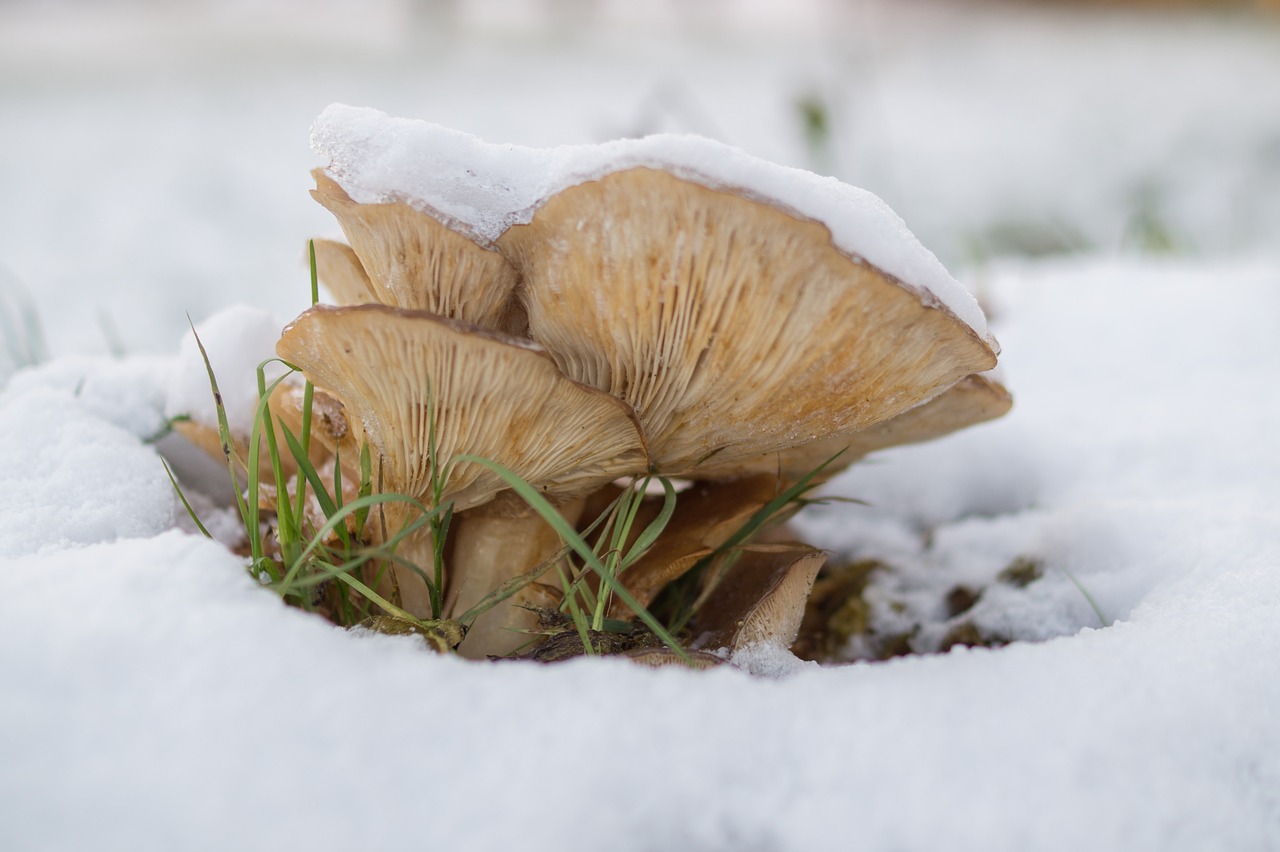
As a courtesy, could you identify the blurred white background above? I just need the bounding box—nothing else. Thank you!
[2,0,1278,355]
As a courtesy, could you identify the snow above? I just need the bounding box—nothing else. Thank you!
[2,2,1280,850]
[0,382,174,557]
[2,256,1276,851]
[312,104,993,343]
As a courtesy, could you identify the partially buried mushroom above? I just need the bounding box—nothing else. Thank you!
[272,108,1013,665]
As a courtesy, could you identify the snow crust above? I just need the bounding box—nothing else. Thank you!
[311,104,993,344]
[1,258,1277,850]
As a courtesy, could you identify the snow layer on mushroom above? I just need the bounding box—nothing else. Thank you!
[310,104,992,345]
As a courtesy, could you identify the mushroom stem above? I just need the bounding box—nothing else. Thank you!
[363,496,443,620]
[445,492,585,659]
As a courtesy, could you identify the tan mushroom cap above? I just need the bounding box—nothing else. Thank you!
[275,303,650,513]
[497,167,998,477]
[693,373,1013,481]
[311,170,524,333]
[689,543,827,653]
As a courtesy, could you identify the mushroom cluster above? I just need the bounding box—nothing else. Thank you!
[261,110,1010,661]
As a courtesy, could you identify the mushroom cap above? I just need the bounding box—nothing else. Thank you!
[311,170,525,333]
[693,373,1013,481]
[689,543,827,653]
[497,167,998,477]
[275,304,649,513]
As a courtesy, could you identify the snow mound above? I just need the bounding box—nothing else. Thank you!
[0,380,175,557]
[310,104,992,344]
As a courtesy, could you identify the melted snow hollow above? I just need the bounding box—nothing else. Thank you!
[310,104,993,345]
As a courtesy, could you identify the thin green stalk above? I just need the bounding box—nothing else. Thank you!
[290,240,322,531]
[559,565,596,656]
[280,422,349,549]
[1061,568,1109,627]
[275,491,437,594]
[162,459,212,538]
[187,317,257,561]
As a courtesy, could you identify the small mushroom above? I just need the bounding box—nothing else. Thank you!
[268,380,361,467]
[311,171,525,333]
[689,543,827,654]
[276,303,649,619]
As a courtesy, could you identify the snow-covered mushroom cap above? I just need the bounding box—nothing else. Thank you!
[309,106,1002,476]
[310,104,993,345]
[275,304,649,512]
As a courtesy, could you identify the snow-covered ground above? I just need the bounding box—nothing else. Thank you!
[2,2,1278,850]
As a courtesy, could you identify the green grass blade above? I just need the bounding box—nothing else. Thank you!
[623,476,676,564]
[291,239,320,523]
[292,380,315,523]
[333,569,423,624]
[308,239,320,306]
[354,443,373,534]
[279,420,349,549]
[162,459,212,538]
[558,566,596,656]
[718,448,845,555]
[276,491,437,593]
[1061,568,1109,627]
[186,316,257,560]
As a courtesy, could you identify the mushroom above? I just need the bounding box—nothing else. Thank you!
[497,167,998,478]
[688,543,827,654]
[290,110,1011,663]
[275,303,649,625]
[311,171,525,333]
